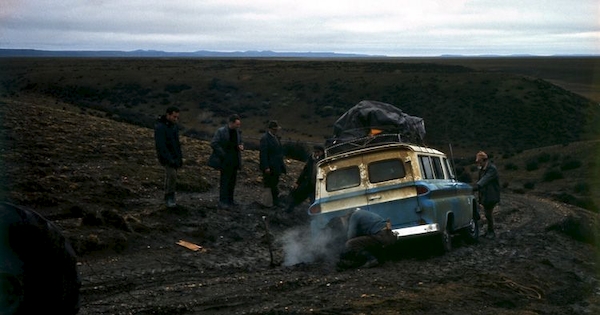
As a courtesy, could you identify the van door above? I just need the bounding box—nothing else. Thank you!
[364,149,420,229]
[444,157,473,226]
[315,155,368,215]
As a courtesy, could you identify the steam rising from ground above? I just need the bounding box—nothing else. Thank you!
[279,226,344,266]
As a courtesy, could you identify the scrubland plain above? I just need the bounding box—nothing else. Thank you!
[0,57,598,314]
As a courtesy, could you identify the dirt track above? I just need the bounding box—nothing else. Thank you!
[74,191,599,315]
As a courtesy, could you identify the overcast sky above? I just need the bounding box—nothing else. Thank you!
[1,0,598,56]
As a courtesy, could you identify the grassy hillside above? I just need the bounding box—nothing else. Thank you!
[1,98,597,215]
[1,57,598,211]
[1,58,599,154]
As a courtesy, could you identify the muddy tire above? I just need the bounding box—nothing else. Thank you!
[439,226,452,254]
[461,218,480,244]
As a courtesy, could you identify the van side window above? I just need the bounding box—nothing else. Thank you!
[368,159,406,183]
[432,157,445,179]
[420,155,445,179]
[444,158,455,179]
[419,156,434,179]
[326,166,360,191]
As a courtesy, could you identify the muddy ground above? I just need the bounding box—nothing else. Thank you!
[1,99,599,315]
[73,192,600,315]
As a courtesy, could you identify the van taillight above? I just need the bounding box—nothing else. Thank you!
[416,185,429,195]
[309,204,321,214]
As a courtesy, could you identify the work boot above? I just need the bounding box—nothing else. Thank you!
[358,251,379,268]
[218,202,231,210]
[361,258,379,268]
[165,193,176,208]
[484,230,495,239]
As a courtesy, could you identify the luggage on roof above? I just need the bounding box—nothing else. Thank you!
[326,100,426,153]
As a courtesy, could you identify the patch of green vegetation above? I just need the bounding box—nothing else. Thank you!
[542,168,564,182]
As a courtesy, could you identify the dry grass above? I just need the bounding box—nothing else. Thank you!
[1,57,598,211]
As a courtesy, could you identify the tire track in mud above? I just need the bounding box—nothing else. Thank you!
[77,192,599,315]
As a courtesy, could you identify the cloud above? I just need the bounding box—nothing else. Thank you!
[0,0,598,55]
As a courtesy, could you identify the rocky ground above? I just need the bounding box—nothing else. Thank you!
[1,99,599,314]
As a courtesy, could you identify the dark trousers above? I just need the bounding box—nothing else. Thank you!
[164,165,177,196]
[287,184,314,210]
[219,168,238,205]
[345,229,397,254]
[263,172,281,204]
[481,202,497,232]
[340,229,397,265]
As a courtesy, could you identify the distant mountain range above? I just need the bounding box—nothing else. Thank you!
[2,49,597,58]
[0,49,384,58]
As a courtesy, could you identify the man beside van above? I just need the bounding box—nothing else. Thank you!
[285,145,325,213]
[473,151,500,239]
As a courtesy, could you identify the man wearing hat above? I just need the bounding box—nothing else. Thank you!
[473,151,500,239]
[260,120,287,207]
[208,114,244,209]
[285,144,325,213]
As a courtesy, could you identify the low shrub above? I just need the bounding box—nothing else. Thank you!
[512,188,526,194]
[542,169,564,182]
[525,159,539,171]
[536,152,551,164]
[554,193,599,213]
[560,159,582,171]
[573,182,590,195]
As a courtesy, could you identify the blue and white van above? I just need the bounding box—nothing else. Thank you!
[308,134,479,253]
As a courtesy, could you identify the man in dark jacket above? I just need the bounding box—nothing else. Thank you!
[259,120,287,207]
[154,106,182,208]
[208,114,243,209]
[285,145,324,213]
[337,209,397,269]
[473,151,500,239]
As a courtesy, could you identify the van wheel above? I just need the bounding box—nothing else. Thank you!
[461,218,479,244]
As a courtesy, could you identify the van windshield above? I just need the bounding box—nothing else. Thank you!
[326,166,360,191]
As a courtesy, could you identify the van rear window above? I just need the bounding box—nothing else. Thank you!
[326,166,360,191]
[368,159,405,183]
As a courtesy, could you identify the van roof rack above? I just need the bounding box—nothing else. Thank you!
[325,133,419,156]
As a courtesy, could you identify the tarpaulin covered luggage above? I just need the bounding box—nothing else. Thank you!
[327,100,426,152]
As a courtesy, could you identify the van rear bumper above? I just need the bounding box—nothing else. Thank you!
[392,223,439,239]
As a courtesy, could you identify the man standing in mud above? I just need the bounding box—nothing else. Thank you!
[208,114,244,209]
[260,120,286,208]
[285,144,325,213]
[473,151,500,239]
[337,209,397,269]
[154,106,182,208]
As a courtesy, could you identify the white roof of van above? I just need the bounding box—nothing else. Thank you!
[322,142,446,163]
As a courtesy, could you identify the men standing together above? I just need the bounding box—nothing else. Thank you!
[154,106,182,208]
[259,120,287,208]
[209,114,244,209]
